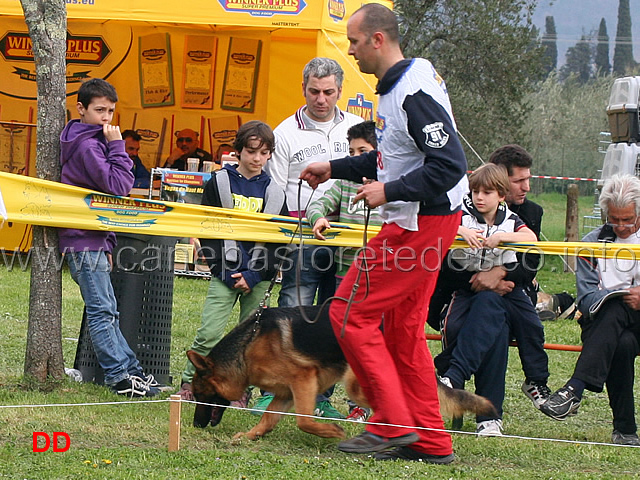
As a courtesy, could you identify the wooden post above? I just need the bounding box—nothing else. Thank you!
[168,394,182,452]
[564,184,579,272]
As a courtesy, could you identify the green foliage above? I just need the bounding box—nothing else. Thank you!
[519,73,611,193]
[542,15,558,76]
[560,35,595,84]
[394,0,545,160]
[613,0,635,75]
[595,18,611,76]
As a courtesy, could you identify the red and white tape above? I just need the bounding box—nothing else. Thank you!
[467,171,597,182]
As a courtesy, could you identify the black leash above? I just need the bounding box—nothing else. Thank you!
[294,179,373,336]
[251,185,312,333]
[252,179,373,333]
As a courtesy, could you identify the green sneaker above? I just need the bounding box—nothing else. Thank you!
[250,394,274,416]
[314,400,345,419]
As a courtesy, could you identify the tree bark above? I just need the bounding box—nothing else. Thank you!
[20,0,67,382]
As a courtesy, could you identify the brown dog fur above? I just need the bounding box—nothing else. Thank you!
[187,305,497,441]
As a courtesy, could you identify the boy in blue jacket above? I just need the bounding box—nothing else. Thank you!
[179,121,288,409]
[59,78,160,397]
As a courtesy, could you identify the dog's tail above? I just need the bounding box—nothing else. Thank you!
[344,367,497,419]
[437,377,498,419]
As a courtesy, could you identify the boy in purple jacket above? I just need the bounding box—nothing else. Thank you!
[59,78,160,397]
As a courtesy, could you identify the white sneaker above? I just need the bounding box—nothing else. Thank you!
[438,376,453,388]
[476,419,503,437]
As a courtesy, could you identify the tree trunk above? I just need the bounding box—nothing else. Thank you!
[20,0,67,382]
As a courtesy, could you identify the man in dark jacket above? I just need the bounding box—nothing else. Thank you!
[163,128,212,171]
[122,129,151,189]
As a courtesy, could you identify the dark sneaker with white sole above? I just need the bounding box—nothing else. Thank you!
[338,431,419,453]
[111,376,160,398]
[612,430,640,446]
[522,380,552,409]
[373,446,455,464]
[539,385,581,420]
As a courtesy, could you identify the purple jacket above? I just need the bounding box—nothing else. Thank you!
[58,120,134,253]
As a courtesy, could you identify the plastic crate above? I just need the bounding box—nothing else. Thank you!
[606,76,640,143]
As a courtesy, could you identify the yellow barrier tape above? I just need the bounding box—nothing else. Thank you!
[2,171,639,259]
[0,172,378,248]
[449,239,640,260]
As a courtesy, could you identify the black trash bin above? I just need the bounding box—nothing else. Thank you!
[74,233,175,386]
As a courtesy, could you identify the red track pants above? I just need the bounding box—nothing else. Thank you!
[330,213,460,455]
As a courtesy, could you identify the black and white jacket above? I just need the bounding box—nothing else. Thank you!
[331,58,468,230]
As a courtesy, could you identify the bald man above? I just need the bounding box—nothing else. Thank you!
[164,128,212,171]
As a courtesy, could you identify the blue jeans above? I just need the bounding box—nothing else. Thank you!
[278,244,336,308]
[67,251,142,385]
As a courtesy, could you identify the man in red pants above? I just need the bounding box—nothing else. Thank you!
[300,3,468,463]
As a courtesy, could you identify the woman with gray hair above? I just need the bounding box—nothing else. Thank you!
[541,174,640,446]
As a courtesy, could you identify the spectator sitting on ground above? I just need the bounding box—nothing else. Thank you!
[429,144,550,421]
[540,174,640,446]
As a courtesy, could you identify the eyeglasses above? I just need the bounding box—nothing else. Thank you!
[177,137,194,143]
[606,217,638,229]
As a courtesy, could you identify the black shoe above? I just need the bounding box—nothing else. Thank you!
[338,431,419,454]
[134,373,173,392]
[373,446,455,464]
[612,430,640,446]
[111,377,160,398]
[539,386,581,420]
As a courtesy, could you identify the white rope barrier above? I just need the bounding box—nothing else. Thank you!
[182,399,640,450]
[3,396,638,450]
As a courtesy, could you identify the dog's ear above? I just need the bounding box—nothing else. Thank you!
[187,350,212,372]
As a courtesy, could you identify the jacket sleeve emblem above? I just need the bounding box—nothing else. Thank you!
[422,122,449,149]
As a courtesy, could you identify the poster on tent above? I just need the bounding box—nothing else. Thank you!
[220,37,261,113]
[118,111,171,170]
[207,115,240,162]
[181,35,217,109]
[139,33,175,108]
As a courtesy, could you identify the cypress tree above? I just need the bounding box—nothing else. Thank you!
[595,18,611,76]
[560,35,594,84]
[613,0,634,75]
[541,16,558,76]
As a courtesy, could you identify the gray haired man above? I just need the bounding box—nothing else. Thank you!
[541,174,640,446]
[259,57,364,417]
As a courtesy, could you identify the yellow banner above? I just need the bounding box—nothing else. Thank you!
[0,172,376,247]
[3,171,640,259]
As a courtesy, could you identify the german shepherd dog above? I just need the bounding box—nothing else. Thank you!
[187,305,497,441]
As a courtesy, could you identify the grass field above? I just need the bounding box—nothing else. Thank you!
[1,192,639,479]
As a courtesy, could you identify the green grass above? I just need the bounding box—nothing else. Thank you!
[1,193,639,479]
